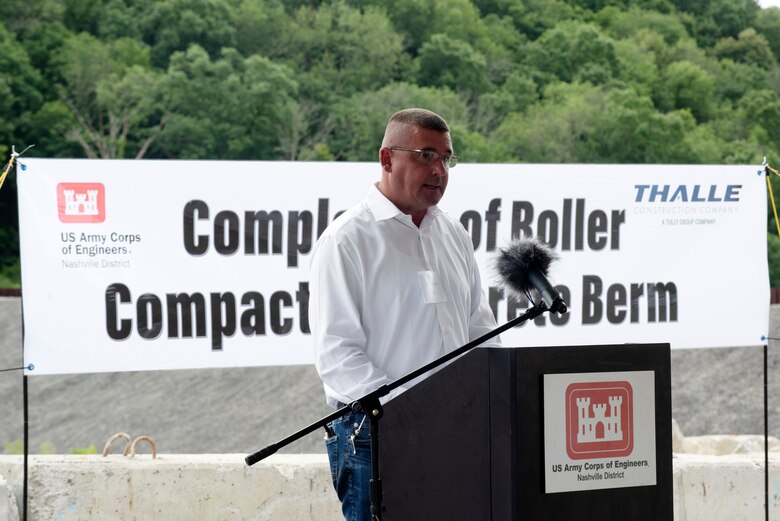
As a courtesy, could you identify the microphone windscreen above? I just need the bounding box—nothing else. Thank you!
[495,237,559,295]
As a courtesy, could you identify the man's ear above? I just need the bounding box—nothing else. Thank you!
[379,148,392,171]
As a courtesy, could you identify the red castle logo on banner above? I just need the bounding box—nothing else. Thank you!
[565,381,634,460]
[57,183,105,223]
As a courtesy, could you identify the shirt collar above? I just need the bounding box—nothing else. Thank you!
[366,183,443,228]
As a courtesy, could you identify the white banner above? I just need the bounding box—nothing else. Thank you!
[17,159,769,375]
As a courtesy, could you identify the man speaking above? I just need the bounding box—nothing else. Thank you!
[309,108,501,521]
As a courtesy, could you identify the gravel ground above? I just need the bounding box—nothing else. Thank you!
[0,296,777,455]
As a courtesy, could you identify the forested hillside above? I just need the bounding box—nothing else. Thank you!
[2,0,780,285]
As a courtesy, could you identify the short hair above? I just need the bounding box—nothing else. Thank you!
[388,108,449,133]
[381,108,450,148]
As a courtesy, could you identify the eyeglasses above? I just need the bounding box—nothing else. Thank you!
[389,147,459,169]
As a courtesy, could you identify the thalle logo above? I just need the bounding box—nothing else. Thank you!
[57,183,105,223]
[565,381,633,460]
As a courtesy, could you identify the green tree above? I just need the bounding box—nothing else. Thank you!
[0,0,63,35]
[0,29,44,147]
[491,82,709,163]
[17,21,73,101]
[285,1,406,100]
[768,234,780,287]
[713,28,776,71]
[506,0,578,40]
[707,0,760,39]
[684,0,760,48]
[597,6,688,44]
[53,33,169,158]
[417,35,490,98]
[24,101,81,158]
[655,60,716,121]
[137,0,238,68]
[470,71,538,133]
[613,34,661,97]
[739,89,780,147]
[97,0,144,40]
[714,59,772,104]
[755,7,780,62]
[354,0,434,52]
[0,30,43,281]
[525,21,620,85]
[326,82,468,161]
[232,0,295,58]
[156,46,298,159]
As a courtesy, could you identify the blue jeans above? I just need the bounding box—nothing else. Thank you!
[325,411,372,521]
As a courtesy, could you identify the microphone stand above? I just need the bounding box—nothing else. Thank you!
[245,301,556,520]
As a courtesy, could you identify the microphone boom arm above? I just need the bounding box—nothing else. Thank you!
[245,301,553,467]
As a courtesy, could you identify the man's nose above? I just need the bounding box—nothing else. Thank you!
[432,161,447,176]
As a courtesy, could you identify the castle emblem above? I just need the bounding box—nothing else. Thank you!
[566,380,633,459]
[57,183,105,223]
[576,395,623,443]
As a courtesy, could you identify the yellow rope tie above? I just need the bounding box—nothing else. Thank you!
[0,154,14,192]
[766,165,780,239]
[0,145,34,192]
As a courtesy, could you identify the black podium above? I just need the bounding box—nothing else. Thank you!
[378,343,673,521]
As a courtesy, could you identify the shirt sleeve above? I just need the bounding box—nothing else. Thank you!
[309,233,397,407]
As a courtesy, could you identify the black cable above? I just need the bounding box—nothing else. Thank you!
[0,365,33,373]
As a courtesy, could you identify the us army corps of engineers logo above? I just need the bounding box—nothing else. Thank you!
[565,381,633,460]
[544,370,656,493]
[57,182,105,223]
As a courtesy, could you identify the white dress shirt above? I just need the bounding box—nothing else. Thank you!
[310,184,501,408]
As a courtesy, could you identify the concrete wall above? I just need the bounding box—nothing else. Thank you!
[0,454,340,521]
[0,452,778,521]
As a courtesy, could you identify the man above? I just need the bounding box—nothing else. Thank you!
[309,108,500,521]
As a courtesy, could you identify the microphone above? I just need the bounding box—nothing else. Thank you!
[495,237,568,315]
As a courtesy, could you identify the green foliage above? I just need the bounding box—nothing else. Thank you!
[52,33,169,158]
[597,6,689,44]
[769,232,780,287]
[508,0,579,40]
[1,439,96,454]
[684,0,760,48]
[0,28,44,150]
[232,0,294,58]
[2,440,23,455]
[754,8,780,61]
[713,28,776,71]
[417,35,490,97]
[525,21,620,85]
[141,0,238,68]
[0,259,21,289]
[327,83,468,161]
[285,1,406,99]
[157,46,298,159]
[70,444,97,455]
[3,439,56,454]
[2,0,780,286]
[655,60,716,121]
[492,82,713,163]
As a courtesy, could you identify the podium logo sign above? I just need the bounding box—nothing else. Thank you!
[543,371,656,493]
[565,381,633,459]
[57,183,105,223]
